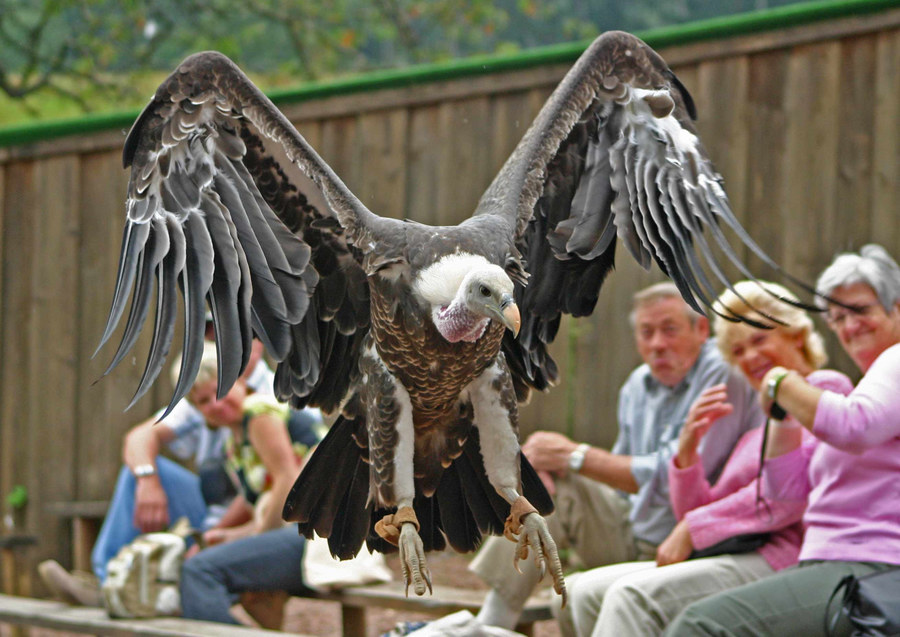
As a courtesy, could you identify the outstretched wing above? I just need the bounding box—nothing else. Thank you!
[96,51,384,414]
[475,31,817,398]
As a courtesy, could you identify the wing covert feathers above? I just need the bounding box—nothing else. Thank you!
[97,51,372,413]
[487,31,822,395]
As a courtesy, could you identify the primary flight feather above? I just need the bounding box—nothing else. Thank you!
[97,31,816,600]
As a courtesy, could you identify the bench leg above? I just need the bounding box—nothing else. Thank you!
[340,604,367,637]
[2,548,30,637]
[72,517,100,573]
[515,620,535,637]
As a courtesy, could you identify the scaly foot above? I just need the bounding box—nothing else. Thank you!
[374,506,432,596]
[399,521,432,596]
[503,496,567,606]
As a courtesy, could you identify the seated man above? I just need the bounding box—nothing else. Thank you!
[470,282,763,632]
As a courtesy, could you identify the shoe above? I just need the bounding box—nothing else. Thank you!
[38,560,101,607]
[380,620,428,636]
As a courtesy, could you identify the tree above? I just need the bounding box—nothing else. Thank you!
[0,0,809,119]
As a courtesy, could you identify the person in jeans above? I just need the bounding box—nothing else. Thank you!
[38,322,276,606]
[178,341,322,629]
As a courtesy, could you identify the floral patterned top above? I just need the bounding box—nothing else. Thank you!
[224,394,324,505]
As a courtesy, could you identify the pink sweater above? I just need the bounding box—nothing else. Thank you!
[765,344,900,565]
[669,370,851,571]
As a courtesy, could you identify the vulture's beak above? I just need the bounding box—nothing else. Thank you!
[498,295,521,337]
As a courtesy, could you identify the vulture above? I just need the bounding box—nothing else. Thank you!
[97,31,817,601]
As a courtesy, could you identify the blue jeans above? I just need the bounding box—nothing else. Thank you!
[180,524,309,624]
[91,457,207,581]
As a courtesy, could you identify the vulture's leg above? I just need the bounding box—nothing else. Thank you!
[364,351,432,596]
[390,394,432,596]
[468,357,567,604]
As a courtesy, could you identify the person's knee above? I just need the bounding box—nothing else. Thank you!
[180,555,213,588]
[604,578,647,614]
[666,603,715,636]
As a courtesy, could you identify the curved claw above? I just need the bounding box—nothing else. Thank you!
[518,512,568,608]
[398,522,432,597]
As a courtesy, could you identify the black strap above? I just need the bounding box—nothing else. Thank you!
[824,575,854,637]
[754,418,774,522]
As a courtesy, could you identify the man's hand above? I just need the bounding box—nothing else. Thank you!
[133,475,170,533]
[676,384,733,469]
[656,519,694,566]
[521,431,579,475]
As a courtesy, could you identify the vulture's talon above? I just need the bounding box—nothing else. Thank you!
[520,511,568,608]
[398,521,430,597]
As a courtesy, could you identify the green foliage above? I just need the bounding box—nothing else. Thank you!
[0,0,815,124]
[5,485,28,510]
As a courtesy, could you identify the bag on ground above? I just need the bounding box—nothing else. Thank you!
[101,517,196,618]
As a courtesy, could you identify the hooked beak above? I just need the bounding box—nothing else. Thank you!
[498,295,521,338]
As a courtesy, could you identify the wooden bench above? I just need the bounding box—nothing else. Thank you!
[45,500,109,572]
[0,594,313,637]
[0,535,37,597]
[306,581,553,637]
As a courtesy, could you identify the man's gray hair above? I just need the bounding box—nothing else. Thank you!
[629,281,703,327]
[816,244,900,311]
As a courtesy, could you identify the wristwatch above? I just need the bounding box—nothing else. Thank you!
[766,370,789,420]
[567,443,590,474]
[766,370,787,401]
[133,464,157,478]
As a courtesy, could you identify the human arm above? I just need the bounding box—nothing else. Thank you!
[521,431,638,494]
[122,416,178,532]
[201,495,255,546]
[761,367,872,454]
[674,384,734,469]
[246,411,303,533]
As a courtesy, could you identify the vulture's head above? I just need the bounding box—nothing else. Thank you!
[415,254,521,344]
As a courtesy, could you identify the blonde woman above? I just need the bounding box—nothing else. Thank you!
[178,341,323,627]
[669,245,900,636]
[564,281,850,637]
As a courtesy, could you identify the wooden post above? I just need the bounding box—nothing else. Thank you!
[340,605,367,637]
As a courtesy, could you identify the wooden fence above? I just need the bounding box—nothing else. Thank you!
[0,4,897,587]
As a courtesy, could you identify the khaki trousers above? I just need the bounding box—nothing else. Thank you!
[563,552,775,636]
[470,476,654,618]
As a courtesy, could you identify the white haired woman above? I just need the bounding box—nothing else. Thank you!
[667,244,900,636]
[561,280,848,636]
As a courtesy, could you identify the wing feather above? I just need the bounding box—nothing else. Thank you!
[477,31,822,396]
[98,51,375,413]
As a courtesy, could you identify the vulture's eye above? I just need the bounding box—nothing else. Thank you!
[479,285,491,297]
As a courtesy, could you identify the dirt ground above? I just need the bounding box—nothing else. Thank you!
[278,551,562,637]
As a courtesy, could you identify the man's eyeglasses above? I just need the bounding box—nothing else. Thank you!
[825,303,882,327]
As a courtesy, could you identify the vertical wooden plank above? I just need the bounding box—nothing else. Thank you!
[405,105,446,225]
[320,116,361,196]
[781,41,842,278]
[294,119,323,152]
[76,150,145,501]
[0,164,9,517]
[870,30,900,254]
[489,91,537,177]
[1,161,37,539]
[693,57,751,233]
[26,156,81,571]
[742,49,791,276]
[835,35,877,250]
[355,109,408,220]
[435,97,492,225]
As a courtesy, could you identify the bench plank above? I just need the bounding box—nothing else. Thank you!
[306,581,552,636]
[0,594,310,637]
